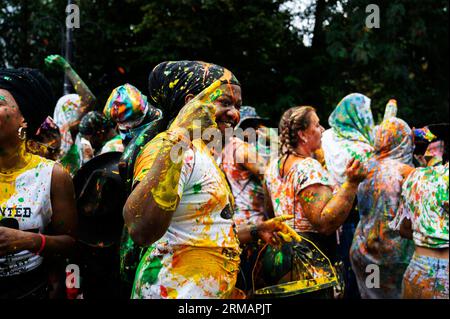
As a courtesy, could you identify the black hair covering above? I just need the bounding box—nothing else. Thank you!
[148,60,240,123]
[79,111,113,136]
[428,123,449,163]
[0,68,55,138]
[120,60,240,193]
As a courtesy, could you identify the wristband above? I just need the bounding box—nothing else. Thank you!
[250,225,259,242]
[36,233,46,255]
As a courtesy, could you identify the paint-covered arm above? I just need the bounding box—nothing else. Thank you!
[237,215,299,245]
[124,80,223,246]
[45,54,96,113]
[123,132,183,246]
[299,159,366,236]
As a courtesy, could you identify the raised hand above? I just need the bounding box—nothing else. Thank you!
[345,158,367,184]
[45,54,70,70]
[168,79,222,138]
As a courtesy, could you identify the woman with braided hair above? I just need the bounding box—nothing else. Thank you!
[265,106,367,266]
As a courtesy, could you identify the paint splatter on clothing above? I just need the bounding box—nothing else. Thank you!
[0,154,54,277]
[402,253,449,299]
[131,139,240,299]
[328,93,375,145]
[322,93,375,185]
[394,163,449,249]
[53,94,96,175]
[382,99,398,121]
[53,94,82,157]
[351,118,415,298]
[265,157,336,233]
[59,134,93,176]
[255,127,279,164]
[220,137,265,226]
[100,135,124,154]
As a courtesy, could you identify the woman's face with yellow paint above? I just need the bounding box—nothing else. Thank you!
[213,84,242,136]
[0,89,24,144]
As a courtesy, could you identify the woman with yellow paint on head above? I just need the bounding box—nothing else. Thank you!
[123,61,290,299]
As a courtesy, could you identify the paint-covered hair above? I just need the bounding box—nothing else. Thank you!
[148,60,239,129]
[279,106,316,156]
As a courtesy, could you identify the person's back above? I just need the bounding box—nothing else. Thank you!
[398,162,449,299]
[352,158,414,298]
[402,163,449,249]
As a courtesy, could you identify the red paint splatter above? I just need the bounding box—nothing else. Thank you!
[160,285,168,298]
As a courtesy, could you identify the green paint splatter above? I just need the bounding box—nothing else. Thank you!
[140,257,162,285]
[274,251,284,265]
[132,247,162,298]
[18,197,24,203]
[193,183,202,194]
[0,95,6,101]
[208,89,223,102]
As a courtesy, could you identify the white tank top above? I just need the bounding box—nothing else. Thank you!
[0,154,55,277]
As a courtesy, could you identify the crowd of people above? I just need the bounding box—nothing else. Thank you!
[0,57,448,299]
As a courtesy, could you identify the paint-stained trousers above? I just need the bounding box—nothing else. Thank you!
[402,253,449,299]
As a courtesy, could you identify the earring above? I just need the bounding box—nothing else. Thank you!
[18,127,27,140]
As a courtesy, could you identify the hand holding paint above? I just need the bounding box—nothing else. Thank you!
[258,215,302,246]
[45,54,70,70]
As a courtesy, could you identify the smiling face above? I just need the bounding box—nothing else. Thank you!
[0,89,25,145]
[213,83,242,136]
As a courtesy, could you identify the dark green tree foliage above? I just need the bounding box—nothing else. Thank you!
[131,0,303,125]
[322,0,449,127]
[0,0,448,127]
[0,0,145,109]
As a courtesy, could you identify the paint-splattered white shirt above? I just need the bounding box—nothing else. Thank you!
[132,139,241,299]
[0,155,54,277]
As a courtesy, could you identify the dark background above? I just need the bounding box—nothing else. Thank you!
[1,0,448,128]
